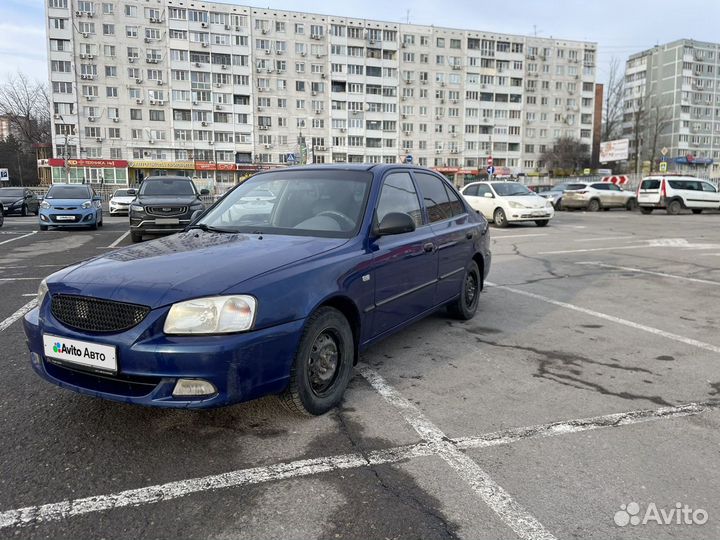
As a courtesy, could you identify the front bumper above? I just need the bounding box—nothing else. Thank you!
[561,198,591,209]
[40,208,98,227]
[109,203,130,214]
[23,302,305,409]
[130,215,193,235]
[506,207,554,222]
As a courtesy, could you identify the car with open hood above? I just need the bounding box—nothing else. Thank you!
[24,164,491,415]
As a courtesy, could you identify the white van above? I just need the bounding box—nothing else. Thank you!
[637,175,720,215]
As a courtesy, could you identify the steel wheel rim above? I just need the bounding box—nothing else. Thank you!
[308,330,341,397]
[465,271,478,308]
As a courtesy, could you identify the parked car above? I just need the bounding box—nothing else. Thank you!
[23,165,491,415]
[0,187,40,216]
[129,176,208,242]
[527,184,554,194]
[461,181,554,227]
[0,202,3,227]
[39,184,103,230]
[562,182,638,211]
[536,182,578,210]
[108,188,137,215]
[637,176,720,215]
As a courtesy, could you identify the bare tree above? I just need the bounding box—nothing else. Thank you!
[643,98,673,169]
[540,137,590,174]
[602,57,625,142]
[0,72,51,147]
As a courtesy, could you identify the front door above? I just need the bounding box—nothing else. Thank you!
[369,171,437,338]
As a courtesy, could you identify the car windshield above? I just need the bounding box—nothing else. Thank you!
[113,189,132,197]
[493,183,533,196]
[139,179,196,196]
[198,170,372,238]
[0,188,24,197]
[46,185,92,199]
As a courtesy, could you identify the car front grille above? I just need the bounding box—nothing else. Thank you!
[51,294,150,333]
[146,206,188,217]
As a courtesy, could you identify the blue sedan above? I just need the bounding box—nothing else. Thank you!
[39,184,103,230]
[24,164,491,415]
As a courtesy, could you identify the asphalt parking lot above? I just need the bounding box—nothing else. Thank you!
[1,209,720,539]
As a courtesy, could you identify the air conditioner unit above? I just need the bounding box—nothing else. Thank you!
[208,140,214,145]
[311,91,317,96]
[128,57,136,63]
[315,110,322,115]
[316,54,323,59]
[276,50,283,55]
[452,99,458,104]
[259,125,268,130]
[202,42,209,48]
[95,137,103,142]
[264,143,272,149]
[53,113,61,119]
[221,64,228,70]
[88,116,96,122]
[435,149,441,153]
[264,49,271,55]
[192,101,198,105]
[86,12,93,17]
[266,68,273,73]
[80,74,87,80]
[82,32,89,38]
[421,80,427,85]
[261,28,268,34]
[157,80,163,85]
[148,139,155,144]
[224,24,232,30]
[136,98,143,104]
[87,54,94,59]
[149,99,156,105]
[113,117,119,123]
[201,22,208,28]
[403,131,410,136]
[157,100,164,105]
[195,62,202,67]
[401,114,407,119]
[215,105,222,110]
[235,26,242,32]
[144,38,151,43]
[75,10,83,16]
[340,128,346,132]
[80,53,87,59]
[201,121,208,126]
[136,78,143,83]
[147,58,157,63]
[215,83,222,88]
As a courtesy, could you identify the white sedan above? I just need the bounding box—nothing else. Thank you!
[108,188,137,215]
[461,181,555,227]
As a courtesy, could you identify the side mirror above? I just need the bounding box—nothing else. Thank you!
[200,188,210,196]
[190,209,204,223]
[126,188,136,195]
[483,192,494,198]
[376,212,416,236]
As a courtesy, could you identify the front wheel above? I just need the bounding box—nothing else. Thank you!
[554,198,563,211]
[130,231,143,243]
[39,224,48,231]
[667,200,683,215]
[587,199,601,212]
[640,207,653,215]
[535,219,549,227]
[626,199,638,211]
[280,307,354,416]
[447,261,481,320]
[20,205,27,217]
[493,207,509,228]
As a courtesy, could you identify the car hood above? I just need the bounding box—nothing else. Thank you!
[503,195,549,208]
[136,195,201,206]
[47,231,347,308]
[43,198,90,207]
[110,196,136,204]
[0,196,23,205]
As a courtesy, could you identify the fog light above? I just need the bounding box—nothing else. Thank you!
[30,352,41,366]
[172,379,217,397]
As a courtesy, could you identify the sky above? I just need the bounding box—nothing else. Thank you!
[1,0,719,89]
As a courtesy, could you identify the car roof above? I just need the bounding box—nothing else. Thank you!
[143,176,194,181]
[253,163,439,176]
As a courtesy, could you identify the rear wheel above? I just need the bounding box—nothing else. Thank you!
[587,199,601,212]
[691,209,703,215]
[667,199,683,215]
[89,220,98,231]
[20,205,27,217]
[0,212,3,227]
[280,307,354,416]
[626,199,638,211]
[554,198,563,211]
[535,219,549,227]
[640,207,653,215]
[131,231,143,242]
[448,261,480,320]
[493,207,508,228]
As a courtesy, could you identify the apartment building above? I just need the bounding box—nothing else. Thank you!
[623,39,720,175]
[46,0,598,186]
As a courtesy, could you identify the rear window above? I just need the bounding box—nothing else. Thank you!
[565,184,588,191]
[0,188,24,197]
[46,185,92,199]
[113,189,132,197]
[640,180,661,190]
[139,179,196,196]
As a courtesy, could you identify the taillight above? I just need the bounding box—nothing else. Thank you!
[661,179,667,198]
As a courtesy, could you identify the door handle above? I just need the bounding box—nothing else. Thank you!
[423,242,435,253]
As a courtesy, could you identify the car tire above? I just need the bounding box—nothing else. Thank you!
[448,261,481,320]
[554,198,563,211]
[587,199,601,212]
[279,306,354,416]
[21,205,27,217]
[39,224,48,231]
[0,212,3,228]
[493,207,509,228]
[90,221,98,231]
[535,219,549,227]
[667,199,683,215]
[131,231,143,243]
[640,207,653,215]
[691,209,703,214]
[625,199,638,211]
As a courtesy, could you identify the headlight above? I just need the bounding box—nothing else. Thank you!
[81,200,92,209]
[37,278,48,306]
[40,201,50,209]
[164,295,257,334]
[130,203,144,212]
[507,201,525,209]
[546,200,554,207]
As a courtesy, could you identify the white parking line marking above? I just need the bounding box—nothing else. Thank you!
[21,294,36,297]
[359,366,556,540]
[0,278,44,282]
[107,230,130,248]
[0,231,37,246]
[0,299,37,333]
[492,234,548,240]
[573,236,634,242]
[540,238,720,255]
[487,281,720,354]
[0,395,713,531]
[577,262,720,286]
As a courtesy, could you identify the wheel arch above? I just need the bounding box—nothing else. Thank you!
[315,295,362,365]
[472,253,485,291]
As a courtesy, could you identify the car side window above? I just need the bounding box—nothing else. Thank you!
[591,183,608,190]
[444,184,466,216]
[477,184,492,197]
[376,172,423,227]
[701,182,717,193]
[415,172,453,223]
[464,184,478,197]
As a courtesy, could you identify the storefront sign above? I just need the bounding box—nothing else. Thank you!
[128,160,195,170]
[48,158,128,168]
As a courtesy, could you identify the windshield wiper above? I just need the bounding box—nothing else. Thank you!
[187,223,237,234]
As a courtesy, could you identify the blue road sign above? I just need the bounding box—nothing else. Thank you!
[487,165,495,175]
[404,154,413,164]
[286,153,298,164]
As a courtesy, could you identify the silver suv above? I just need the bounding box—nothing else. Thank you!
[562,182,638,212]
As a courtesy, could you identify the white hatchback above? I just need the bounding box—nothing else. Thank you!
[637,176,720,215]
[461,181,555,227]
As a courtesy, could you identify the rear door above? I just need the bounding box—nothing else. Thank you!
[369,171,438,337]
[607,183,629,207]
[414,171,475,305]
[637,178,661,205]
[700,181,720,208]
[591,183,614,206]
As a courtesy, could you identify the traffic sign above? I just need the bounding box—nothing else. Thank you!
[286,153,298,164]
[661,147,668,156]
[487,156,493,166]
[404,154,413,164]
[659,161,668,173]
[487,165,495,175]
[0,168,8,182]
